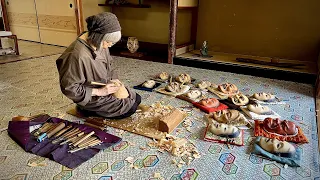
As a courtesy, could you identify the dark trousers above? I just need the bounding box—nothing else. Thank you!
[77,94,141,119]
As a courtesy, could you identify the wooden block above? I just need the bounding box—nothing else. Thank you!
[159,109,186,133]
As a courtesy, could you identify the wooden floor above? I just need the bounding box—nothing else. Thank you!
[0,40,66,64]
[177,50,318,75]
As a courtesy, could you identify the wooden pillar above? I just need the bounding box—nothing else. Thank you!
[75,0,84,35]
[168,0,178,64]
[1,0,10,31]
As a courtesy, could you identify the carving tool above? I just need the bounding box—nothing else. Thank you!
[78,137,98,147]
[37,122,66,142]
[68,139,102,153]
[85,118,106,128]
[84,122,105,131]
[33,122,54,136]
[60,132,84,145]
[73,131,95,147]
[91,81,107,86]
[53,125,73,138]
[51,127,78,144]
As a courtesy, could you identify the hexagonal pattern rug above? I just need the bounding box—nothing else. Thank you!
[0,54,319,179]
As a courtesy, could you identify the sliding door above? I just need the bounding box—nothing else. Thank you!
[35,0,78,46]
[6,0,40,42]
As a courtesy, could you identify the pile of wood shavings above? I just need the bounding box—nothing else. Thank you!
[131,102,174,121]
[148,134,201,167]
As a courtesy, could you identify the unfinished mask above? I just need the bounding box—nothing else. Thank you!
[218,83,238,94]
[209,121,240,138]
[199,98,219,108]
[165,82,189,94]
[142,80,156,88]
[112,81,129,99]
[176,73,191,84]
[247,104,272,115]
[230,93,249,106]
[253,92,276,102]
[263,118,297,136]
[259,137,296,157]
[159,72,169,80]
[212,109,241,123]
[186,90,201,99]
[197,81,211,89]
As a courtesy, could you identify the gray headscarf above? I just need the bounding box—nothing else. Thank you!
[86,12,121,49]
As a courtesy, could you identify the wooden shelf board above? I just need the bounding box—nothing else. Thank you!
[98,3,151,8]
[178,6,197,10]
[177,50,317,75]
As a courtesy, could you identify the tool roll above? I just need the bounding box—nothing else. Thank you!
[7,114,122,169]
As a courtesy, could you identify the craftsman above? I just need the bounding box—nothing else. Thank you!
[56,12,141,119]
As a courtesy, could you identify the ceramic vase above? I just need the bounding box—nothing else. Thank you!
[127,37,139,53]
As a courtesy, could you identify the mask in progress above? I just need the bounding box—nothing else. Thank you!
[142,80,156,88]
[197,81,212,89]
[175,73,191,84]
[218,83,239,94]
[230,93,249,106]
[159,72,169,80]
[186,90,202,99]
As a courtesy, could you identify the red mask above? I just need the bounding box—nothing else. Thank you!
[263,118,297,136]
[199,98,219,108]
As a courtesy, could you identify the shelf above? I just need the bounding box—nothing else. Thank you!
[178,6,198,10]
[98,3,151,8]
[176,50,317,75]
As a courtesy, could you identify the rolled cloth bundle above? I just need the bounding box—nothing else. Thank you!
[85,12,121,48]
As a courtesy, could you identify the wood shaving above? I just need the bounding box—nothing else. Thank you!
[125,157,135,164]
[140,146,148,150]
[128,141,136,146]
[152,135,200,166]
[131,102,174,121]
[154,172,161,178]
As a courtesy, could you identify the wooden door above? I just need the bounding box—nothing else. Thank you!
[35,0,78,46]
[6,0,40,42]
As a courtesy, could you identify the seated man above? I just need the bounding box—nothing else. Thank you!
[56,12,141,119]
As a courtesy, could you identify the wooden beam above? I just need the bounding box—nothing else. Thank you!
[168,0,178,64]
[75,0,84,35]
[1,0,10,31]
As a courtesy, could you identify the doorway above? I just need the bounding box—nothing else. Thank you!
[5,0,82,47]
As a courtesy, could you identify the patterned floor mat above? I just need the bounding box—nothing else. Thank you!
[0,55,319,180]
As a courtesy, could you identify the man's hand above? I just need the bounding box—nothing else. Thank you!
[92,83,120,96]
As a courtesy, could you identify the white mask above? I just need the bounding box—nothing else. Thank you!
[259,137,296,156]
[209,121,240,138]
[247,104,271,114]
[253,92,276,102]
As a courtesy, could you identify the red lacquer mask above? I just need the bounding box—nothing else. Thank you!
[263,118,297,136]
[199,98,219,108]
